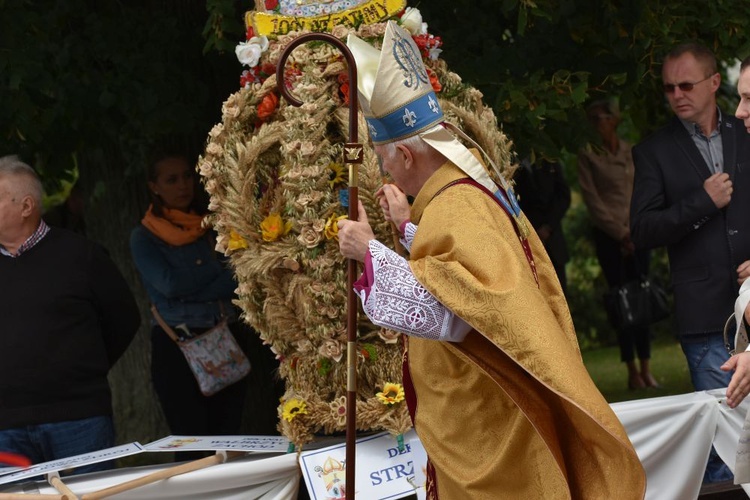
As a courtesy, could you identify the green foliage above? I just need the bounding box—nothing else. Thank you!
[5,0,750,185]
[0,0,241,187]
[204,0,246,53]
[419,0,750,161]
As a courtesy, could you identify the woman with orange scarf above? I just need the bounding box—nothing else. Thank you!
[130,153,279,458]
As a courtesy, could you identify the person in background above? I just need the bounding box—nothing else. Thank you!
[513,158,571,293]
[631,42,750,483]
[130,153,281,460]
[0,155,139,473]
[578,99,659,390]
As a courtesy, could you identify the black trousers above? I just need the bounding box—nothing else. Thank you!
[594,228,652,362]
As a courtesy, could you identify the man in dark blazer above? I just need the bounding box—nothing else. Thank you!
[631,42,750,483]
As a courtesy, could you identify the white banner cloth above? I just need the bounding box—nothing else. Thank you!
[0,452,299,499]
[612,388,750,499]
[2,390,750,499]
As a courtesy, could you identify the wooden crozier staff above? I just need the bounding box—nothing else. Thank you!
[276,33,362,498]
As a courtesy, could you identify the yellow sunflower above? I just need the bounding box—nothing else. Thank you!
[376,383,405,406]
[328,162,346,189]
[282,398,308,422]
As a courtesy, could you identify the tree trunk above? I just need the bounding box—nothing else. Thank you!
[78,148,169,448]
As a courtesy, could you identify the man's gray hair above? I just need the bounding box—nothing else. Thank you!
[0,155,44,206]
[379,134,433,161]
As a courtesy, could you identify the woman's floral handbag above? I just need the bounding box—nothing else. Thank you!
[151,306,251,396]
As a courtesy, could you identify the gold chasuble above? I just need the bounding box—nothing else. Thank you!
[405,162,646,499]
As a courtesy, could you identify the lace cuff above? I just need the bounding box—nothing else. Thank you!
[399,222,417,252]
[355,240,470,342]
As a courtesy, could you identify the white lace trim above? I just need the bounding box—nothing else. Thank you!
[400,222,418,252]
[359,240,471,342]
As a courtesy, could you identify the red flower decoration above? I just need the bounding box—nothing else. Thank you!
[239,63,278,89]
[246,25,255,40]
[282,65,302,93]
[285,65,302,79]
[265,0,279,11]
[257,92,279,121]
[412,33,443,59]
[240,69,254,88]
[261,63,276,76]
[427,69,442,93]
[338,73,350,105]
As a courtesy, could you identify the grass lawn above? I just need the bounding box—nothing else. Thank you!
[582,333,696,403]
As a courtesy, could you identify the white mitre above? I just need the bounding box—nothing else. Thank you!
[346,21,515,201]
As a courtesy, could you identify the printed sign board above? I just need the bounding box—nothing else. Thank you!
[299,430,426,500]
[144,435,290,453]
[0,443,144,485]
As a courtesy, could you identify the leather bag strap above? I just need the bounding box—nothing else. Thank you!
[150,305,181,343]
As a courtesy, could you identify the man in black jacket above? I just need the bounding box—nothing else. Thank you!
[0,155,140,473]
[630,42,750,483]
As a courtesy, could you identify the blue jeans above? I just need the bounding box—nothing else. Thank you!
[681,335,732,391]
[681,335,733,483]
[0,416,115,475]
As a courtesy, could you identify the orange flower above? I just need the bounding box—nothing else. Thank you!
[257,92,279,121]
[428,69,442,93]
[260,213,292,242]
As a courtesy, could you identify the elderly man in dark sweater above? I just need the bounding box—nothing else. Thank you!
[0,155,140,473]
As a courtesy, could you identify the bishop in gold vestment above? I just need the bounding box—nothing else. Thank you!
[337,20,646,499]
[405,161,644,498]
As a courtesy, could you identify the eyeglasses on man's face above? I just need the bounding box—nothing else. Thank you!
[663,74,716,94]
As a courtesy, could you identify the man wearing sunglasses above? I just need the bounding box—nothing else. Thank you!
[630,42,750,484]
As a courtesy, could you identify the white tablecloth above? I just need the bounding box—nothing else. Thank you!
[613,388,750,499]
[2,389,748,499]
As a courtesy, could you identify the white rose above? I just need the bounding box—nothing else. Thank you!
[401,8,426,35]
[249,35,269,52]
[235,36,269,67]
[235,42,262,67]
